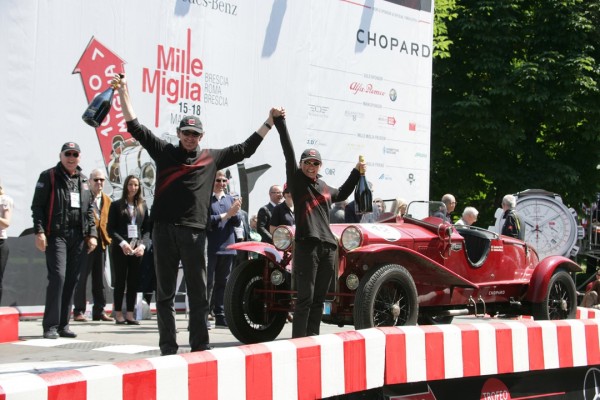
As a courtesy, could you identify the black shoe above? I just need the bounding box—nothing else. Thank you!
[161,349,178,356]
[125,319,140,325]
[58,329,77,338]
[115,319,127,325]
[43,328,59,339]
[192,345,214,352]
[215,316,227,328]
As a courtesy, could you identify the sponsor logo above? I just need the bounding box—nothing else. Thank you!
[383,146,399,155]
[349,81,386,96]
[407,173,415,185]
[309,104,329,118]
[142,29,203,127]
[409,122,417,131]
[356,29,431,58]
[480,378,511,400]
[491,245,503,252]
[415,152,428,158]
[379,173,392,181]
[324,168,336,176]
[180,0,238,16]
[357,133,386,141]
[389,88,397,101]
[488,290,505,296]
[344,110,364,121]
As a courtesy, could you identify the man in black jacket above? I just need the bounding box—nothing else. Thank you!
[31,142,97,339]
[273,108,363,338]
[256,185,283,244]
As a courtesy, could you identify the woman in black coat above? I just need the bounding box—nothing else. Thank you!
[107,175,150,325]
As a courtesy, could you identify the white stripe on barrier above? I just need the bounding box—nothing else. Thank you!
[313,333,346,398]
[439,324,464,379]
[565,320,588,367]
[502,321,530,373]
[211,347,247,399]
[263,340,299,400]
[402,326,427,382]
[472,323,498,376]
[360,328,386,389]
[148,354,189,400]
[77,364,124,400]
[0,373,48,400]
[537,321,560,369]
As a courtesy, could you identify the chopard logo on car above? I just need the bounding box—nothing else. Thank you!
[488,290,505,296]
[491,245,503,252]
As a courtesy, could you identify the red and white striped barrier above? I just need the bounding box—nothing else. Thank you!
[0,308,599,400]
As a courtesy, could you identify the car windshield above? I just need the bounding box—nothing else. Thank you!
[405,201,447,220]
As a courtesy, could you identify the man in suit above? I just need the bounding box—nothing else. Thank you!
[256,185,283,244]
[73,168,114,322]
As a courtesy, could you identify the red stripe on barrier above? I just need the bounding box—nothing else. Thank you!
[337,330,367,394]
[42,370,86,400]
[117,359,157,400]
[555,321,574,368]
[380,327,407,385]
[456,324,480,377]
[294,337,322,400]
[422,326,445,381]
[240,344,273,400]
[582,320,600,365]
[521,321,545,371]
[494,323,515,374]
[182,351,218,400]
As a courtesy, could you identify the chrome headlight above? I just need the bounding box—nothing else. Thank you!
[270,269,285,286]
[346,274,360,291]
[341,226,362,251]
[273,226,293,251]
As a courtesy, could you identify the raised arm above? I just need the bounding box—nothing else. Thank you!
[112,74,136,122]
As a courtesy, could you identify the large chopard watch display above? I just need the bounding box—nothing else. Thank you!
[515,189,583,260]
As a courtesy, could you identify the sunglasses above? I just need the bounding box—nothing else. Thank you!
[93,178,105,183]
[181,130,202,137]
[63,151,80,158]
[303,160,321,167]
[215,178,228,183]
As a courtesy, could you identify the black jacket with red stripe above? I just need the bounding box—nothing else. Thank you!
[127,119,263,229]
[31,162,97,238]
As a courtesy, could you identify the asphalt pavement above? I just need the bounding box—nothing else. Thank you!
[0,313,354,376]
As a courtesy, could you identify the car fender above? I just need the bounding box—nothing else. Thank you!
[227,242,283,263]
[348,244,478,288]
[525,256,582,303]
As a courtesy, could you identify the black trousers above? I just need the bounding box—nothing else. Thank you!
[73,246,108,318]
[43,231,85,332]
[292,240,336,338]
[111,245,142,313]
[153,222,209,354]
[0,239,8,305]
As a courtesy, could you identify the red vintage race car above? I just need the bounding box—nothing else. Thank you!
[224,200,580,344]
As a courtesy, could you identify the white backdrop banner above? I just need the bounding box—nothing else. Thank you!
[0,0,433,236]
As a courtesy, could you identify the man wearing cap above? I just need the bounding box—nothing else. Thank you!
[112,74,274,355]
[31,142,98,339]
[273,108,364,338]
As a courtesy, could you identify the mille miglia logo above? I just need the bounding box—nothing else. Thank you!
[142,28,203,127]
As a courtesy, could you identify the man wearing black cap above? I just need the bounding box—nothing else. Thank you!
[273,108,364,338]
[31,142,98,339]
[112,74,274,355]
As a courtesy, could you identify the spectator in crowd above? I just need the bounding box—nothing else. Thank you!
[73,168,114,322]
[269,184,294,233]
[274,107,362,338]
[31,142,97,339]
[112,73,274,355]
[107,175,151,325]
[329,201,346,223]
[581,270,600,309]
[393,197,408,217]
[248,215,262,243]
[455,206,479,226]
[257,185,283,243]
[0,178,14,305]
[433,194,456,222]
[501,194,524,240]
[207,170,241,328]
[231,193,250,266]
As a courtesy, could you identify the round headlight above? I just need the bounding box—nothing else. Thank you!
[346,274,360,291]
[341,226,362,251]
[270,269,285,286]
[273,226,293,251]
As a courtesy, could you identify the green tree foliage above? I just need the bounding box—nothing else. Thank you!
[431,0,600,226]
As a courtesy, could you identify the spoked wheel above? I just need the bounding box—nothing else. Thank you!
[532,270,577,320]
[354,264,418,329]
[224,259,288,344]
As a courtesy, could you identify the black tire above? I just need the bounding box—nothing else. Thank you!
[224,259,288,344]
[354,264,418,329]
[418,315,454,325]
[532,270,577,320]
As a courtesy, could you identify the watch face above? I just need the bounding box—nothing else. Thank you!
[517,196,577,260]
